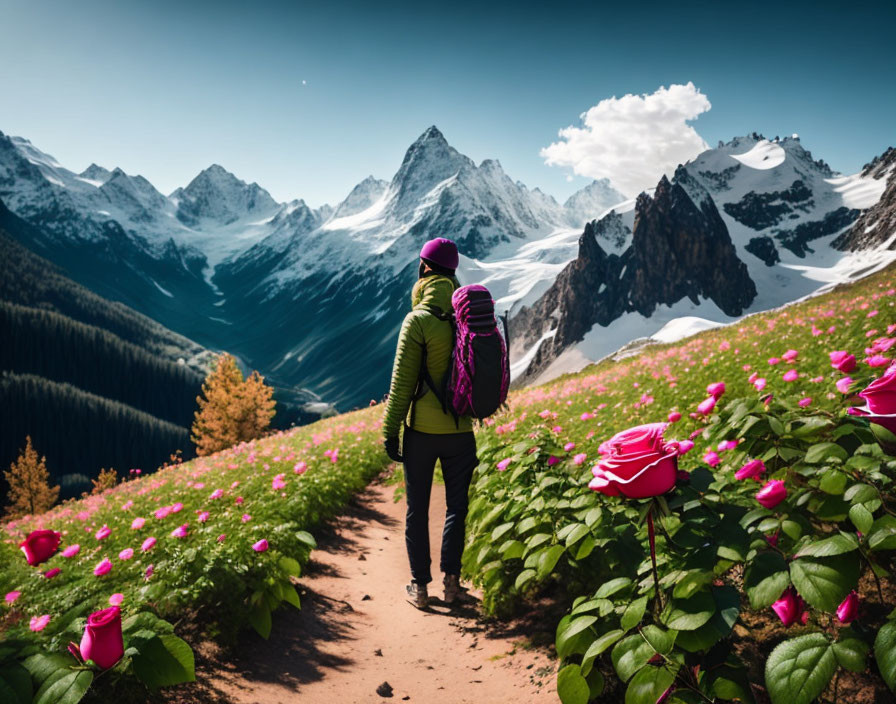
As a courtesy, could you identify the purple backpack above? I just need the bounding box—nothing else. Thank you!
[410,284,510,427]
[445,285,510,420]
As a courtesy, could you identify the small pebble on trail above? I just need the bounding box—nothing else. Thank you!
[374,648,383,656]
[376,681,394,697]
[362,594,372,601]
[358,553,367,561]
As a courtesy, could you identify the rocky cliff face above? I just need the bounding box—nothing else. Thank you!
[511,168,756,379]
[833,148,896,251]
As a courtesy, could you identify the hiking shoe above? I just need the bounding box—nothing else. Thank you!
[406,581,429,609]
[443,574,462,605]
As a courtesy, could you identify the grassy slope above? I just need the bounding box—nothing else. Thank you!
[3,262,895,700]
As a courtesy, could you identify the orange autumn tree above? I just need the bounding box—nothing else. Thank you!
[191,353,276,456]
[4,436,59,518]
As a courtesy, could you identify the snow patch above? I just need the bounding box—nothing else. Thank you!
[651,316,724,343]
[150,279,174,297]
[825,173,889,210]
[729,140,786,170]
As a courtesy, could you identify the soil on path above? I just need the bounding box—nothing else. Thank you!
[189,477,556,704]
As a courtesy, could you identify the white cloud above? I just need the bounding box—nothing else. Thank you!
[541,82,711,197]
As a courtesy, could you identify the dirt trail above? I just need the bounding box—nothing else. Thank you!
[192,477,555,704]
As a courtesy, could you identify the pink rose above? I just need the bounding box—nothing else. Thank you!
[836,591,859,624]
[836,377,854,394]
[573,453,587,466]
[772,587,808,627]
[830,351,856,373]
[293,461,307,475]
[252,539,269,552]
[131,517,146,530]
[5,591,21,604]
[80,606,124,669]
[782,349,799,362]
[756,480,787,509]
[735,459,766,481]
[496,458,512,471]
[667,411,681,423]
[44,567,61,579]
[704,451,720,467]
[677,439,695,454]
[706,382,726,398]
[782,369,799,382]
[589,423,678,498]
[798,397,812,408]
[754,377,767,391]
[108,593,124,606]
[858,368,896,414]
[20,529,62,566]
[95,525,111,540]
[94,558,113,576]
[171,524,189,538]
[141,537,156,552]
[30,614,51,632]
[547,455,559,466]
[118,548,134,560]
[697,396,717,415]
[62,544,81,558]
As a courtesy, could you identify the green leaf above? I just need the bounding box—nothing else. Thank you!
[575,536,596,560]
[819,469,847,495]
[22,654,71,687]
[849,504,874,534]
[612,635,655,682]
[769,416,785,436]
[707,664,756,703]
[581,629,625,670]
[832,638,869,672]
[492,522,515,541]
[660,590,715,631]
[557,664,590,704]
[765,633,835,704]
[805,442,848,464]
[514,568,536,591]
[502,540,525,560]
[0,664,32,704]
[620,596,648,631]
[282,584,301,609]
[781,519,803,540]
[537,544,565,580]
[565,523,590,548]
[672,570,713,600]
[868,516,896,551]
[33,670,93,704]
[744,552,791,609]
[584,506,602,528]
[278,556,302,578]
[557,616,597,659]
[789,553,861,611]
[641,625,676,654]
[596,577,632,599]
[845,483,878,503]
[795,532,859,558]
[248,603,273,640]
[132,635,196,688]
[875,621,896,694]
[625,665,675,704]
[674,586,739,653]
[295,530,317,549]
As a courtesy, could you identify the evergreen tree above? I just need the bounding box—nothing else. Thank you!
[4,436,59,518]
[191,354,276,456]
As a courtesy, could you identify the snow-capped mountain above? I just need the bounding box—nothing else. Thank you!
[0,126,610,409]
[563,178,626,227]
[510,134,896,384]
[1,126,891,409]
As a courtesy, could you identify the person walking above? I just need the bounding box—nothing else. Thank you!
[381,237,479,609]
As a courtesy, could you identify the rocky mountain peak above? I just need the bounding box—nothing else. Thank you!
[390,126,474,206]
[173,164,278,226]
[333,175,389,219]
[79,163,112,183]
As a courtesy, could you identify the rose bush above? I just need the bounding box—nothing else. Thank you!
[1,404,392,702]
[462,265,896,702]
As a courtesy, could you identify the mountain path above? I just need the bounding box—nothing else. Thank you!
[191,475,555,703]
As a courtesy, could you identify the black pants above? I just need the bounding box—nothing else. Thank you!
[402,425,479,586]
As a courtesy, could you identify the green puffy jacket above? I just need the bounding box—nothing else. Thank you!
[382,273,473,439]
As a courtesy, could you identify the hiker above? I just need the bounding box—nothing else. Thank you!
[381,237,479,609]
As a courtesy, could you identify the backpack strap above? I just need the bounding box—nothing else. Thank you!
[409,311,461,430]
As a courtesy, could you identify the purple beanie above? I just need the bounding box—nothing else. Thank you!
[419,237,459,271]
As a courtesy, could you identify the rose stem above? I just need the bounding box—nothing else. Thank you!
[647,505,662,610]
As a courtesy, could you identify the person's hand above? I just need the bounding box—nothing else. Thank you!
[384,436,403,463]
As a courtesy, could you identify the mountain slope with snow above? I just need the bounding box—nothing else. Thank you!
[511,134,896,384]
[1,126,892,410]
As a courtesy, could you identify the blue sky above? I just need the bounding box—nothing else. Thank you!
[1,0,893,207]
